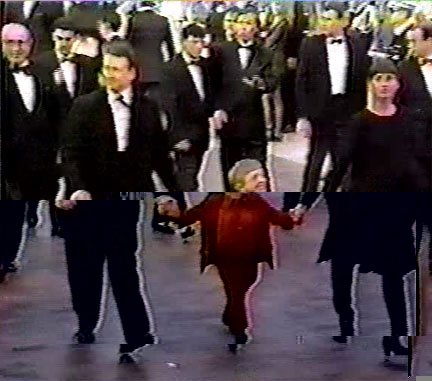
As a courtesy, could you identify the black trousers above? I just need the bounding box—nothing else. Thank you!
[26,201,60,231]
[331,258,408,336]
[173,148,207,192]
[220,137,268,191]
[216,260,258,336]
[61,202,150,347]
[0,201,26,268]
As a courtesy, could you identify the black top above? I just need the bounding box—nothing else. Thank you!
[329,106,422,192]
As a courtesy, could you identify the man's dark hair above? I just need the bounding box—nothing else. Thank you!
[416,23,432,40]
[102,40,138,70]
[52,16,78,33]
[182,23,205,40]
[100,11,121,31]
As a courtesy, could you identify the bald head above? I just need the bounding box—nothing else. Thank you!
[2,23,33,66]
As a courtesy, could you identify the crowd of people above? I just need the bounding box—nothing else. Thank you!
[2,0,432,199]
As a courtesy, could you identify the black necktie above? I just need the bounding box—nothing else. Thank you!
[330,38,344,45]
[116,94,131,108]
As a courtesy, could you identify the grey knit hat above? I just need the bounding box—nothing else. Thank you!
[228,159,263,191]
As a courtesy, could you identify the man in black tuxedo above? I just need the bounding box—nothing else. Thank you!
[55,200,155,363]
[213,9,277,191]
[62,40,177,200]
[398,23,432,193]
[2,23,58,200]
[162,24,215,191]
[0,201,26,281]
[4,0,65,56]
[127,0,175,102]
[295,8,370,196]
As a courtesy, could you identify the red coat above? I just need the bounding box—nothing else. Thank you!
[177,193,295,272]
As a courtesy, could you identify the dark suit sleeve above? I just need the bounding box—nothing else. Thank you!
[148,101,178,191]
[163,18,175,61]
[62,98,93,194]
[328,115,361,191]
[295,37,311,119]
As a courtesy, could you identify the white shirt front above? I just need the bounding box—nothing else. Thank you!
[13,71,36,113]
[326,37,349,95]
[421,56,432,99]
[23,0,37,19]
[108,87,133,152]
[182,52,205,101]
[59,60,77,98]
[238,47,253,70]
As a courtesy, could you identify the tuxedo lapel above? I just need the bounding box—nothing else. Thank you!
[100,93,118,151]
[412,59,432,101]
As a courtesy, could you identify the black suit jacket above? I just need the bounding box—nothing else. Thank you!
[63,88,177,199]
[33,51,101,125]
[296,32,370,121]
[214,41,277,140]
[162,54,215,150]
[4,1,64,55]
[2,67,58,199]
[128,10,175,83]
[399,58,432,159]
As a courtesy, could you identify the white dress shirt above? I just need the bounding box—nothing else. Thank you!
[421,56,432,99]
[326,37,349,95]
[238,45,253,70]
[59,60,77,98]
[13,70,36,113]
[23,0,37,19]
[108,87,133,152]
[182,52,205,101]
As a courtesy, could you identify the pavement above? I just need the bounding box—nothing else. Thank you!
[0,194,412,380]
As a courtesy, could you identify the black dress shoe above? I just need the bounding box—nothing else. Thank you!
[51,227,64,238]
[228,333,249,353]
[382,336,408,358]
[181,227,195,242]
[119,334,155,364]
[333,319,354,344]
[4,263,18,273]
[27,218,38,228]
[73,331,95,344]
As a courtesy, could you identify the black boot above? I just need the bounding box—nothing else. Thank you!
[382,336,408,358]
[119,333,155,364]
[73,331,95,344]
[333,319,354,344]
[228,332,249,353]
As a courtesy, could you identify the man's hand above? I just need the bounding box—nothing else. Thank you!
[242,75,266,91]
[296,118,312,139]
[213,110,228,130]
[289,204,308,226]
[174,139,192,152]
[156,196,181,218]
[286,57,297,70]
[70,190,92,200]
[55,200,77,210]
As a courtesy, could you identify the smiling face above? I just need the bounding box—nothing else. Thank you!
[242,168,268,192]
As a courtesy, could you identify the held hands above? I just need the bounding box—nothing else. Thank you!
[55,200,77,210]
[242,75,266,91]
[289,204,308,226]
[174,139,192,152]
[156,196,181,218]
[296,118,312,139]
[213,110,228,130]
[55,190,92,210]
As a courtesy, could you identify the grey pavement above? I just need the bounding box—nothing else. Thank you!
[0,195,411,380]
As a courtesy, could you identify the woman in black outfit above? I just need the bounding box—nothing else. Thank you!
[329,59,423,192]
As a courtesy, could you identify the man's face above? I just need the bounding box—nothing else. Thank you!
[183,35,204,59]
[242,168,267,192]
[369,73,400,100]
[53,28,76,58]
[235,13,258,43]
[412,28,432,58]
[2,27,33,66]
[319,10,345,37]
[223,12,237,34]
[102,53,136,92]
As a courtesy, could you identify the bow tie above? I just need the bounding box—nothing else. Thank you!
[187,59,202,66]
[238,45,253,51]
[419,57,432,66]
[10,65,32,75]
[330,38,344,45]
